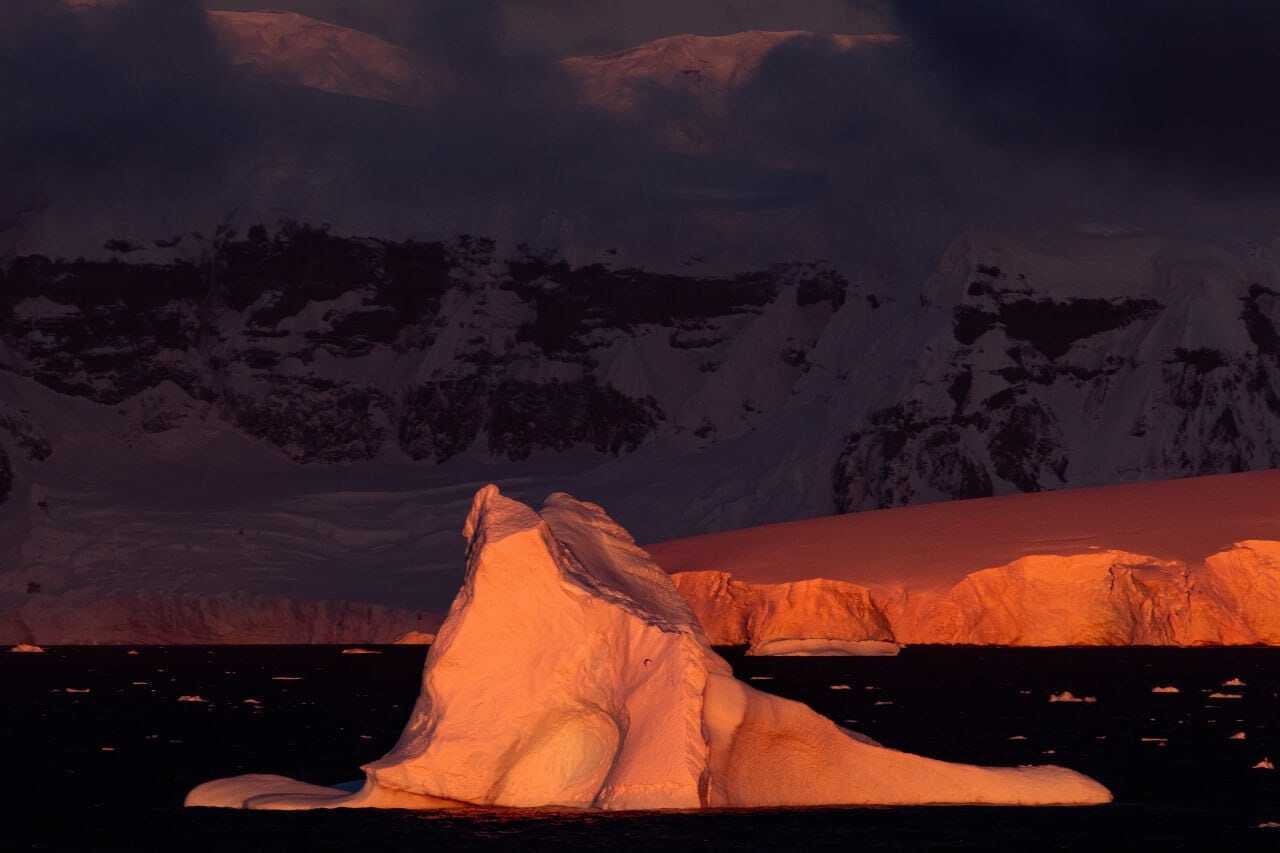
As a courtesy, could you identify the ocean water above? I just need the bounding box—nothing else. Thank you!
[5,645,1279,851]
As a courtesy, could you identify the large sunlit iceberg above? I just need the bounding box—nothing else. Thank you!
[187,485,1110,810]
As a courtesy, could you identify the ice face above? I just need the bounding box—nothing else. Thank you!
[186,485,1111,810]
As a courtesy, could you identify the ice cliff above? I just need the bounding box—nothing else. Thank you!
[655,470,1280,649]
[668,544,1280,648]
[187,485,1110,809]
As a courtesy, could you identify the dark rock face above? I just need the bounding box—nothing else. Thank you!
[0,448,11,505]
[0,223,848,476]
[6,225,1280,523]
[833,259,1280,512]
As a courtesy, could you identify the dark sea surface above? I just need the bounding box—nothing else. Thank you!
[5,645,1280,851]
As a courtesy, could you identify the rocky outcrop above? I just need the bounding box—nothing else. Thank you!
[187,485,1109,809]
[0,227,848,477]
[832,235,1280,512]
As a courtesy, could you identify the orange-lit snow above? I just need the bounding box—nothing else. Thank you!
[186,486,1110,810]
[652,471,1280,648]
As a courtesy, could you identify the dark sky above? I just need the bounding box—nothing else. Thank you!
[3,1,1279,272]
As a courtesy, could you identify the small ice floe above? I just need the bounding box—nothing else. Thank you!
[271,676,303,681]
[1008,736,1028,741]
[359,735,373,740]
[1151,686,1180,694]
[1018,689,1031,695]
[1095,735,1107,741]
[1229,731,1248,741]
[394,631,436,645]
[1254,758,1275,771]
[1259,821,1280,829]
[126,650,140,656]
[874,700,894,706]
[100,747,116,753]
[1207,692,1243,700]
[1222,677,1247,688]
[341,648,381,655]
[65,688,91,694]
[748,676,773,682]
[864,686,877,692]
[1140,737,1168,745]
[177,695,207,703]
[1041,749,1056,755]
[9,643,45,653]
[829,684,852,691]
[1048,691,1096,703]
[242,698,262,706]
[130,681,148,686]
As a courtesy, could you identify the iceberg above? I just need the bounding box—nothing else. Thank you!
[187,486,1111,810]
[393,631,436,645]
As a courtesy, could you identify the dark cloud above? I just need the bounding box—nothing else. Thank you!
[1,1,248,177]
[4,1,1279,269]
[206,0,893,56]
[893,1,1280,193]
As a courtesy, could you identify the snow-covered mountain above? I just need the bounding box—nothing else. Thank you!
[3,223,1280,642]
[563,30,897,113]
[207,10,431,106]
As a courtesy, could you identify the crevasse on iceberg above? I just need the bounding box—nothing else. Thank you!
[187,485,1111,810]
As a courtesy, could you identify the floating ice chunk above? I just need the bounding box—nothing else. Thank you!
[243,698,262,706]
[1207,692,1243,700]
[100,747,116,752]
[341,648,382,655]
[1140,737,1168,744]
[829,684,852,691]
[131,681,148,686]
[1229,732,1248,740]
[1048,691,1096,704]
[874,700,894,706]
[127,650,140,656]
[9,643,45,653]
[271,676,303,681]
[1254,758,1275,770]
[1222,677,1247,687]
[178,695,207,703]
[187,485,1112,810]
[1259,821,1280,829]
[749,639,900,657]
[65,688,90,694]
[1150,686,1179,694]
[394,631,436,645]
[1008,736,1028,741]
[747,676,773,682]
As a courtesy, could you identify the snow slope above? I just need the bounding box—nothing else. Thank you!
[186,485,1109,809]
[564,31,897,113]
[6,225,1280,641]
[208,11,429,106]
[654,470,1280,647]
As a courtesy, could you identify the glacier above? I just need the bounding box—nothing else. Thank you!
[654,471,1280,649]
[187,485,1110,810]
